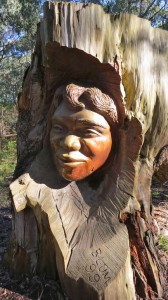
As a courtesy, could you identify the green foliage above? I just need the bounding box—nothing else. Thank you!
[0,104,18,134]
[0,139,16,183]
[0,0,40,105]
[0,137,17,207]
[152,190,160,197]
[0,0,40,55]
[158,234,168,252]
[0,104,17,207]
[0,104,17,184]
[102,0,168,28]
[0,55,30,104]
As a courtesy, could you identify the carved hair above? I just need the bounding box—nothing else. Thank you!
[52,83,118,126]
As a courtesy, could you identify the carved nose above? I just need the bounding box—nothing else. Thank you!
[61,135,81,151]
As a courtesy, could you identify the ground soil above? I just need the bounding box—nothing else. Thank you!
[152,181,168,300]
[0,180,167,300]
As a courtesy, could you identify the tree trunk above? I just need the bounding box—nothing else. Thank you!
[7,3,168,300]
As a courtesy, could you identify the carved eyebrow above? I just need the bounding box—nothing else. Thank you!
[52,116,64,125]
[76,119,106,128]
[52,116,108,129]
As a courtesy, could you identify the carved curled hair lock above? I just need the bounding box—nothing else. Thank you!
[52,83,118,127]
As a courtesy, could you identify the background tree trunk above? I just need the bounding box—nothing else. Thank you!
[7,3,168,300]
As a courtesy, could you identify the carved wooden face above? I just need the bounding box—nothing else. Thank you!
[50,101,112,181]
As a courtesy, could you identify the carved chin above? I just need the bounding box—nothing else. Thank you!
[59,166,92,181]
[56,161,94,181]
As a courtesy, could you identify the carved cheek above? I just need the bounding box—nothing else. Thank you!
[84,134,112,165]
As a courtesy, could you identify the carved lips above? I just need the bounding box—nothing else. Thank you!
[50,100,112,181]
[56,151,88,169]
[58,152,88,163]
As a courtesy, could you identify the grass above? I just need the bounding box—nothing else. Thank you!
[0,139,17,207]
[158,234,168,252]
[152,190,160,197]
[0,139,16,183]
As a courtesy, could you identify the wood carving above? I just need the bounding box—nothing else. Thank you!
[8,2,168,300]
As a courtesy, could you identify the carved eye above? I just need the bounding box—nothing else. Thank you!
[53,124,64,133]
[83,128,101,137]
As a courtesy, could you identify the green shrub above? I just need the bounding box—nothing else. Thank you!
[0,139,17,183]
[152,190,160,197]
[158,234,168,252]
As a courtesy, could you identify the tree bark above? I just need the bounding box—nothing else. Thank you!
[7,3,168,300]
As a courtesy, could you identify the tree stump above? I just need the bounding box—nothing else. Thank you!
[8,3,168,300]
